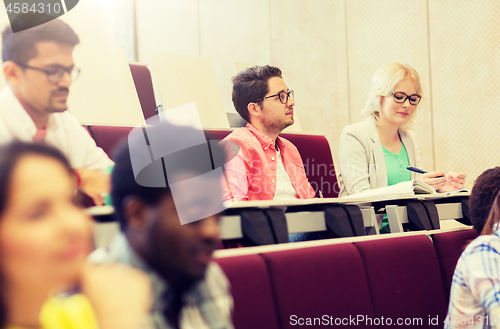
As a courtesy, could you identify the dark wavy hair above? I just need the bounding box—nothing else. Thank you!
[0,141,73,327]
[231,65,282,122]
[469,167,500,234]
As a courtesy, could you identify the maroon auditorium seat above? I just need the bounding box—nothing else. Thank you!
[204,130,339,198]
[129,64,157,121]
[282,133,338,198]
[261,244,376,329]
[216,255,280,329]
[204,130,232,144]
[354,235,448,328]
[126,63,339,197]
[432,229,478,303]
[87,125,134,158]
[82,125,92,135]
[126,62,339,197]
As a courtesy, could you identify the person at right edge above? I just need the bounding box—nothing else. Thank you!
[337,62,466,233]
[445,189,500,328]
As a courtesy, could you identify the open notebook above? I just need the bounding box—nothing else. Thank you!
[341,180,436,200]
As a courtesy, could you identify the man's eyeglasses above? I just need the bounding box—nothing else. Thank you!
[256,90,294,104]
[390,91,421,105]
[16,63,81,83]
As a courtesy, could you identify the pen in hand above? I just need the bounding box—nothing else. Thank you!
[406,167,445,178]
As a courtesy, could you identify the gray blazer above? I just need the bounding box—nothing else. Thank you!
[337,117,423,197]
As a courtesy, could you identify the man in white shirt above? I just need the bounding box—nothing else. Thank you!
[0,13,112,205]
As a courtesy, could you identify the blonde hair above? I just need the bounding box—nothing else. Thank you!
[361,63,424,131]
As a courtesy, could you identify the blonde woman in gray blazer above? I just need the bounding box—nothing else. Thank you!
[338,63,465,198]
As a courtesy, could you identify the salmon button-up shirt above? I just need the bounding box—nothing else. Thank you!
[221,123,316,202]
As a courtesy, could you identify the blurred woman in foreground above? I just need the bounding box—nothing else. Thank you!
[0,141,150,329]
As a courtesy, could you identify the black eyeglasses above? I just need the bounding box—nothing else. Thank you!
[390,91,421,105]
[16,63,81,83]
[256,90,294,104]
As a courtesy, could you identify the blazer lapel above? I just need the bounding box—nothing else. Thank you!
[400,130,417,180]
[365,117,387,187]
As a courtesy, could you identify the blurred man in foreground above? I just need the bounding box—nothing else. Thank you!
[99,122,233,329]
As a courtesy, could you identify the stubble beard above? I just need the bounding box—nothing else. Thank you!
[46,98,68,113]
[263,116,294,136]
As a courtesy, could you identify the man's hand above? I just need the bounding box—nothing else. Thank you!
[79,263,152,329]
[74,168,110,206]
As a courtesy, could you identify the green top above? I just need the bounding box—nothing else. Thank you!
[380,143,411,233]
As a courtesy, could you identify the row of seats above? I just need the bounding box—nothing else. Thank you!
[101,66,478,329]
[84,125,340,198]
[113,64,340,197]
[214,228,478,329]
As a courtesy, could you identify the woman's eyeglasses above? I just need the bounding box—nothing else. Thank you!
[391,91,421,105]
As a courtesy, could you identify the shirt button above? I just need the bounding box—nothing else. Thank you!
[271,157,275,160]
[264,147,268,150]
[272,180,275,183]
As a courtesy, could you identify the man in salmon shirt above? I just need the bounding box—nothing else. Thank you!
[222,65,316,202]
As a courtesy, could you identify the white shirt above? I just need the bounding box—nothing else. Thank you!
[273,144,299,200]
[0,86,112,171]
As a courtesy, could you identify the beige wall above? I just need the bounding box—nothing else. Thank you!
[0,0,483,188]
[0,0,494,188]
[428,0,500,189]
[0,1,144,126]
[135,0,500,189]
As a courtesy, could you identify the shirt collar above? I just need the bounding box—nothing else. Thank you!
[107,233,168,310]
[246,123,286,152]
[105,234,229,329]
[494,224,500,237]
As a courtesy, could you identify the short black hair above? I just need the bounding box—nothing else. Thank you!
[111,122,226,231]
[2,13,80,63]
[469,166,500,234]
[231,65,282,122]
[111,137,171,232]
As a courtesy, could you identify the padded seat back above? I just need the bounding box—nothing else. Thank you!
[261,244,376,329]
[129,64,157,120]
[87,125,134,158]
[281,133,338,198]
[204,130,338,198]
[125,63,337,197]
[215,255,280,329]
[432,229,478,302]
[354,235,447,328]
[204,130,232,147]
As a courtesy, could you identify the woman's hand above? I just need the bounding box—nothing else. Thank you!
[80,263,151,329]
[437,172,466,193]
[421,172,447,190]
